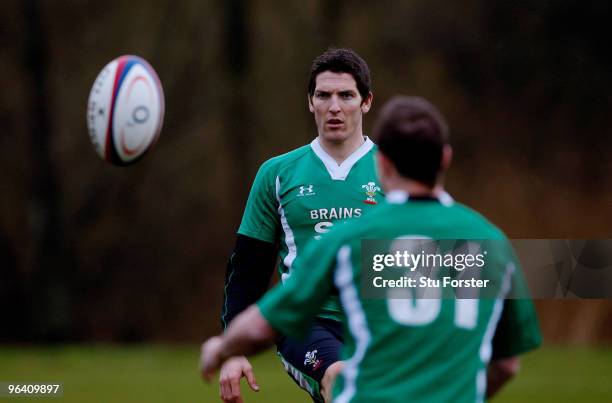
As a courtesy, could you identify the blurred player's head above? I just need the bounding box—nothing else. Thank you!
[307,48,373,145]
[373,96,451,190]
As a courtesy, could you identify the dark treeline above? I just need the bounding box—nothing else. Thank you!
[0,0,610,343]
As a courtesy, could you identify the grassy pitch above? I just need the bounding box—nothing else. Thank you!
[0,345,610,402]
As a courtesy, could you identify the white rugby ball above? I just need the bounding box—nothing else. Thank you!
[87,55,164,165]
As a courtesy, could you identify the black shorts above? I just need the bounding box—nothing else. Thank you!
[276,318,344,402]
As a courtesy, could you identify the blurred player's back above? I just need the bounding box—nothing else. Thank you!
[329,196,540,403]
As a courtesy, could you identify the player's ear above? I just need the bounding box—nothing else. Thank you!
[361,92,373,113]
[308,94,315,113]
[441,144,452,172]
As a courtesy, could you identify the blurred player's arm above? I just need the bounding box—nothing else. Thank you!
[202,305,278,380]
[220,234,277,329]
[486,356,520,398]
[486,262,542,398]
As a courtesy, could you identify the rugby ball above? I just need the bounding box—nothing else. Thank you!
[87,55,164,165]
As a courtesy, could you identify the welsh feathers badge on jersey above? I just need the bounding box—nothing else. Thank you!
[362,181,381,204]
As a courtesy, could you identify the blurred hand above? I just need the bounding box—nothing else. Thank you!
[200,336,225,381]
[219,356,260,403]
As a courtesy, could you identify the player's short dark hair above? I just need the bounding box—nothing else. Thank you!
[373,96,449,187]
[308,48,371,101]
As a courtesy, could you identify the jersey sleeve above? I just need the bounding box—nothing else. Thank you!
[491,298,542,360]
[220,234,278,330]
[491,245,542,360]
[257,235,340,339]
[237,159,280,243]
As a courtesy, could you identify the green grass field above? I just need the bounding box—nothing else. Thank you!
[0,345,610,402]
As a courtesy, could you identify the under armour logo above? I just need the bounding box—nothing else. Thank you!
[297,185,315,197]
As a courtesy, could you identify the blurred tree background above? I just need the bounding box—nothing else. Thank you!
[0,0,610,343]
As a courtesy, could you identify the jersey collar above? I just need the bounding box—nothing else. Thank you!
[310,136,374,181]
[386,189,455,206]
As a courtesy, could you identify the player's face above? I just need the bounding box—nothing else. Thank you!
[309,71,372,144]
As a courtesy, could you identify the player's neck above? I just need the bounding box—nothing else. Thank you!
[385,177,439,198]
[317,133,365,164]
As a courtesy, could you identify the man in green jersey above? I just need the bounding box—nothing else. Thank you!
[202,96,541,402]
[217,48,388,403]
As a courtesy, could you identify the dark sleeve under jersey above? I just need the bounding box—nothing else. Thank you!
[220,234,278,330]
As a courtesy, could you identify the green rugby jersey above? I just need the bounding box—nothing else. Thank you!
[258,190,542,403]
[238,137,383,322]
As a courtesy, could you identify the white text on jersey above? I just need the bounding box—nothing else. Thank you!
[309,207,362,220]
